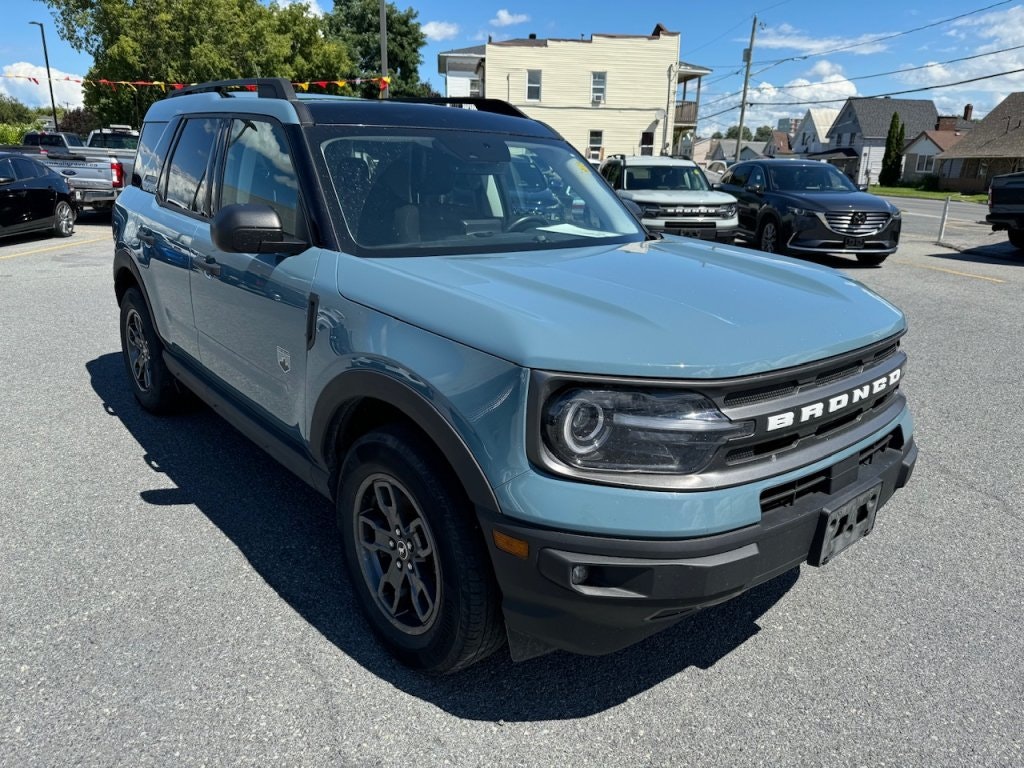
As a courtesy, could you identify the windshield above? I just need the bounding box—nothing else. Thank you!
[312,126,644,254]
[89,133,139,150]
[767,163,858,192]
[624,164,709,192]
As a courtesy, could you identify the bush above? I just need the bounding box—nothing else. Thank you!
[920,174,941,191]
[0,122,41,145]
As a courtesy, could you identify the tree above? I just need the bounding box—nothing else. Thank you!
[711,130,723,140]
[878,112,905,186]
[324,0,431,98]
[754,125,773,142]
[42,0,352,125]
[725,125,753,141]
[59,107,102,137]
[0,94,34,125]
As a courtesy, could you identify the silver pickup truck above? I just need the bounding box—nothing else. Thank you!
[19,131,136,211]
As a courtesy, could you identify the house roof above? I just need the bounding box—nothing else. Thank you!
[829,97,938,139]
[936,93,1024,160]
[768,130,792,153]
[906,130,965,153]
[712,139,764,159]
[802,108,839,138]
[438,45,486,58]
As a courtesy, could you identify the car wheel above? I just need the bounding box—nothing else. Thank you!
[119,287,183,413]
[1008,230,1024,250]
[338,425,505,674]
[53,200,75,238]
[855,253,888,266]
[757,217,782,254]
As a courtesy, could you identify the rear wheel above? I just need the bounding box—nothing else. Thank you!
[855,253,888,266]
[53,200,75,238]
[119,287,183,413]
[337,425,505,674]
[1008,230,1024,250]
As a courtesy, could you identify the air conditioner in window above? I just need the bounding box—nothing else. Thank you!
[592,94,604,105]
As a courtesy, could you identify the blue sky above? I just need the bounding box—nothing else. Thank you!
[3,0,1023,135]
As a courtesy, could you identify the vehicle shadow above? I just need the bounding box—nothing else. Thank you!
[934,241,1023,266]
[87,351,798,721]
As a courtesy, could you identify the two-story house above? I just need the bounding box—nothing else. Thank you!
[438,24,710,160]
[825,98,938,185]
[790,108,838,156]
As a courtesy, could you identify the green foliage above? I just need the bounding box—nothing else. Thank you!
[753,125,773,142]
[879,112,905,187]
[725,125,753,141]
[711,131,723,140]
[0,94,35,125]
[0,123,40,144]
[920,173,941,192]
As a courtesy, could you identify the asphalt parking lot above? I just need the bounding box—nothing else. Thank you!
[1,214,1021,767]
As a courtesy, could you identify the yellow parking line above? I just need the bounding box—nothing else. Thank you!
[892,260,1005,284]
[0,235,109,261]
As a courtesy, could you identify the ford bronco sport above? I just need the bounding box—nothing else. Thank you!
[113,79,917,673]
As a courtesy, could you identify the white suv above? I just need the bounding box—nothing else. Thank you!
[600,155,738,242]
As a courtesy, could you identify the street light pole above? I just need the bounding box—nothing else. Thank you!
[378,0,389,99]
[29,21,60,132]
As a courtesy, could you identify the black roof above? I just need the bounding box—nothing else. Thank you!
[304,100,559,138]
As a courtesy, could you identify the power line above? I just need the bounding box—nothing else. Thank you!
[697,103,744,121]
[682,0,796,58]
[748,66,1024,106]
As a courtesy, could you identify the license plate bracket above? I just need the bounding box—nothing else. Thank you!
[808,483,881,566]
[844,236,864,249]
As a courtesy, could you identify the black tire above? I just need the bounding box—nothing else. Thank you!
[337,425,505,674]
[118,287,182,413]
[756,216,783,254]
[855,253,888,266]
[53,200,75,238]
[1008,230,1024,250]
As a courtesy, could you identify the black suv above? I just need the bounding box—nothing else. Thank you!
[718,159,902,265]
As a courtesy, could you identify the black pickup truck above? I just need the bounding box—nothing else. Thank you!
[987,171,1024,250]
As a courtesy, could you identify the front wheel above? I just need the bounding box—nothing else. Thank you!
[53,200,75,238]
[337,425,505,674]
[756,217,783,254]
[855,253,888,266]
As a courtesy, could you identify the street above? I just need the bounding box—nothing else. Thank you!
[1,216,1021,767]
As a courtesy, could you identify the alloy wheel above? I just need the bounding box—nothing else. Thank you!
[760,221,778,253]
[124,309,152,392]
[55,201,74,236]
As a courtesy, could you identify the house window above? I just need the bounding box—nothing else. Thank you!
[916,154,934,173]
[527,70,541,101]
[640,131,654,155]
[588,130,603,160]
[591,72,606,103]
[469,78,481,98]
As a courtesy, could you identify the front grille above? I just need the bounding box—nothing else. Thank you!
[649,205,731,219]
[824,211,891,236]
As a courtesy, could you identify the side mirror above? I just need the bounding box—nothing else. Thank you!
[211,203,307,255]
[745,183,764,194]
[858,183,869,192]
[711,182,723,190]
[0,176,14,185]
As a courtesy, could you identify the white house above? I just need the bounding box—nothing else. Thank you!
[439,24,710,160]
[790,108,838,156]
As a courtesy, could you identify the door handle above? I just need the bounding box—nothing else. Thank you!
[194,255,222,277]
[138,228,155,246]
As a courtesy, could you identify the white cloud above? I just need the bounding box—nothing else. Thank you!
[423,21,460,42]
[282,0,324,16]
[756,23,889,56]
[0,62,83,110]
[490,9,529,27]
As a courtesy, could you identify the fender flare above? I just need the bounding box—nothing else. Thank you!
[309,369,500,515]
[113,245,154,317]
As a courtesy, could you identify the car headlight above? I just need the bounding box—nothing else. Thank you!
[721,204,737,218]
[890,206,902,218]
[640,205,660,218]
[541,388,754,474]
[789,207,814,217]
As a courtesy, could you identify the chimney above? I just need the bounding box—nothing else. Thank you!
[528,33,537,40]
[936,116,956,131]
[964,103,974,121]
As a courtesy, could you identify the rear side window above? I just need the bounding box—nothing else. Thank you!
[0,157,14,179]
[133,121,172,193]
[220,118,300,236]
[11,157,42,180]
[163,118,219,216]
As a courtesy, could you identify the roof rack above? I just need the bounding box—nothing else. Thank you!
[168,78,297,100]
[390,97,528,119]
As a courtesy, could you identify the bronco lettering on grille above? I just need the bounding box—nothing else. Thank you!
[765,368,902,432]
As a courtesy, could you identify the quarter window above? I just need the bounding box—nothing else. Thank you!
[0,157,14,180]
[591,72,606,103]
[163,117,219,216]
[133,121,171,192]
[527,70,541,101]
[221,119,301,236]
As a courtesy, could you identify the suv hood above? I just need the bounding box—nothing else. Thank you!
[337,240,905,378]
[619,190,736,206]
[774,190,895,212]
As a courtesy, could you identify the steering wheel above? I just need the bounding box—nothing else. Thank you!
[506,215,550,232]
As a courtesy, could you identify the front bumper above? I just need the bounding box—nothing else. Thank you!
[785,215,901,256]
[644,216,738,242]
[485,431,917,660]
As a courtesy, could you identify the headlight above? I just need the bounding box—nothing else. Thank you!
[789,207,813,216]
[542,388,754,474]
[641,205,660,218]
[721,204,737,218]
[890,206,902,218]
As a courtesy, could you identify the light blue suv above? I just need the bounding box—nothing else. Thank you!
[113,79,917,673]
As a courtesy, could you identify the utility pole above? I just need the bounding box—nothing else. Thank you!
[735,15,758,164]
[29,21,59,132]
[378,0,389,99]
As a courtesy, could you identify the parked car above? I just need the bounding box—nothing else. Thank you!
[717,159,902,265]
[0,151,76,239]
[599,155,738,242]
[985,171,1024,250]
[113,78,916,673]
